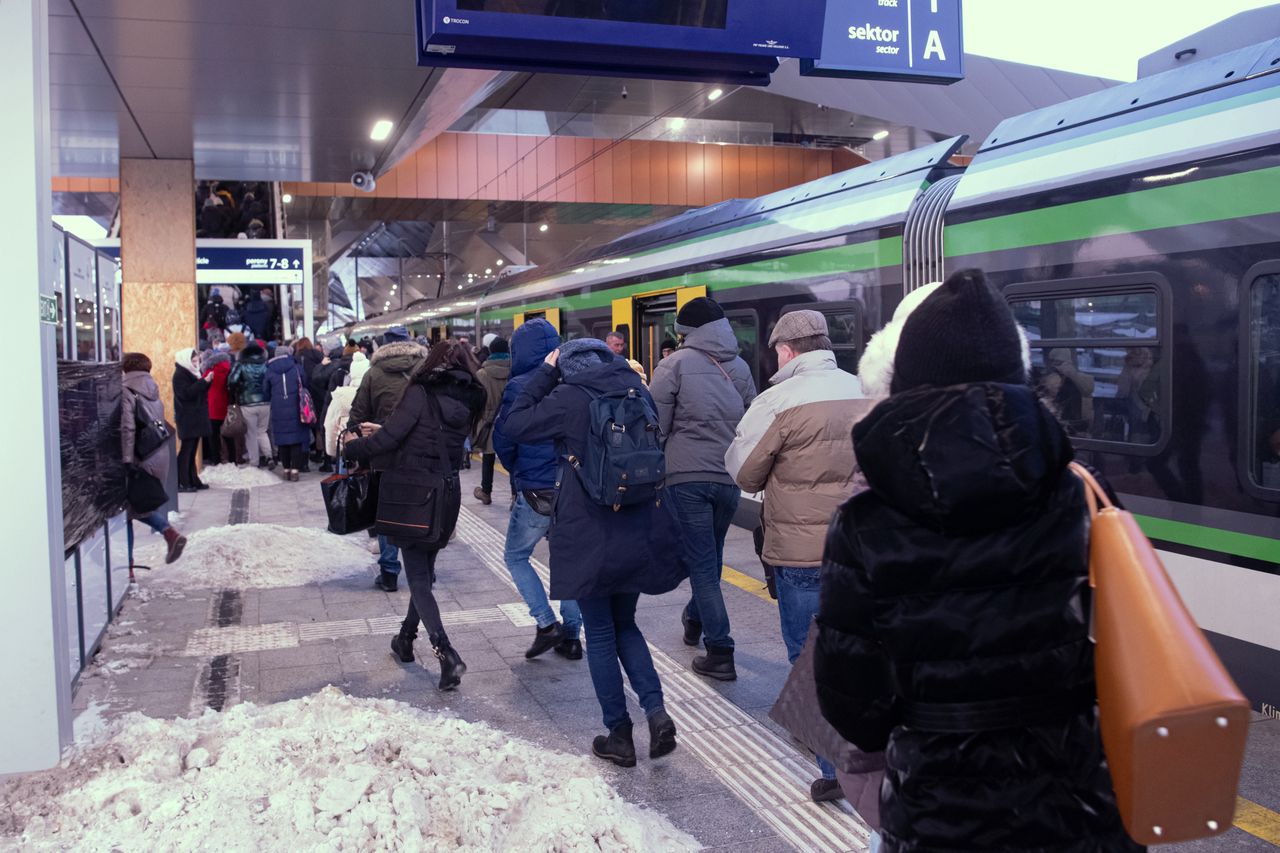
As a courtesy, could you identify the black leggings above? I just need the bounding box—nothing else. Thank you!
[204,420,224,465]
[481,453,496,493]
[178,438,200,488]
[278,443,304,471]
[400,545,445,641]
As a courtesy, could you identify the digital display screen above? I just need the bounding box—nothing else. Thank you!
[456,0,729,29]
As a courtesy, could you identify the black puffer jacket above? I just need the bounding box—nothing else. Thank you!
[815,383,1142,853]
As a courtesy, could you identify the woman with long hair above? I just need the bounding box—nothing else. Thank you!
[343,340,485,690]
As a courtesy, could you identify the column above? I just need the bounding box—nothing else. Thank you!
[119,158,198,421]
[0,0,73,772]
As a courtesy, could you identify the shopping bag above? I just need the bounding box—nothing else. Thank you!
[1071,463,1249,845]
[321,468,378,535]
[221,404,248,440]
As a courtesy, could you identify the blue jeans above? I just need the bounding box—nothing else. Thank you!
[777,565,837,781]
[378,535,401,576]
[670,481,739,651]
[579,594,664,730]
[504,494,581,638]
[126,510,170,565]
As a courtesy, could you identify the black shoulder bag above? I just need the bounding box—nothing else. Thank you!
[374,394,461,548]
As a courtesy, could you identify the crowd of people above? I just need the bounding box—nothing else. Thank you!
[117,269,1148,852]
[195,181,272,240]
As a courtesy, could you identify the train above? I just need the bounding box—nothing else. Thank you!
[338,37,1280,714]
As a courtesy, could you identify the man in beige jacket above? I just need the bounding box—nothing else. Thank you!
[724,308,874,802]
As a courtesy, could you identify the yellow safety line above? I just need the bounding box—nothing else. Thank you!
[721,564,776,604]
[1236,796,1280,846]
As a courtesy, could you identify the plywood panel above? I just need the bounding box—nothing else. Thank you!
[121,281,198,424]
[416,139,439,198]
[476,133,499,199]
[592,139,614,205]
[437,134,459,199]
[120,159,195,285]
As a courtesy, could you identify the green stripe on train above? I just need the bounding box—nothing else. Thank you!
[1137,514,1280,565]
[945,165,1280,257]
[481,236,903,321]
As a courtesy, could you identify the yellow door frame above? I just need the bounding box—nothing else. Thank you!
[610,285,706,359]
[513,307,561,333]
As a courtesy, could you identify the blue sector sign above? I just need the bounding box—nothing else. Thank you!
[802,0,964,84]
[196,247,306,285]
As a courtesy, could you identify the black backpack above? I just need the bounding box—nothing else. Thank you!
[569,386,665,510]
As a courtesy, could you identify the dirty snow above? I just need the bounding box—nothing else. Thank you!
[2,687,699,852]
[132,523,374,589]
[198,464,284,489]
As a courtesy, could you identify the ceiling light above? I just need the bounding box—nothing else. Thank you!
[370,119,394,141]
[496,259,503,266]
[872,129,890,141]
[539,223,549,233]
[707,88,724,101]
[669,117,686,130]
[485,268,492,275]
[282,193,293,204]
[457,284,463,290]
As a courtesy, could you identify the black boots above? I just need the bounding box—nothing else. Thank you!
[390,624,416,663]
[374,570,398,592]
[592,722,637,768]
[525,622,564,659]
[554,638,583,660]
[682,611,702,646]
[810,778,844,803]
[431,633,466,691]
[692,647,737,681]
[648,709,678,759]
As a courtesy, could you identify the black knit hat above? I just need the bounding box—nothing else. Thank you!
[891,269,1027,393]
[675,296,725,331]
[489,337,509,354]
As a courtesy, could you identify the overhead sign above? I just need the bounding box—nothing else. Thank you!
[195,246,306,285]
[802,0,964,84]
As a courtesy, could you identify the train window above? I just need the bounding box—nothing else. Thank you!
[725,310,759,378]
[1007,278,1169,453]
[778,302,864,377]
[1247,273,1280,490]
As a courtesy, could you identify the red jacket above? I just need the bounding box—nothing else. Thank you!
[204,358,232,420]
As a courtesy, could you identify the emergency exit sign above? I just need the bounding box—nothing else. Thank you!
[802,0,964,84]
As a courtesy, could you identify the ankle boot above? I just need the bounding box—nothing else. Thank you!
[647,708,678,759]
[692,647,737,681]
[592,721,636,768]
[390,625,416,663]
[430,633,466,690]
[162,528,187,564]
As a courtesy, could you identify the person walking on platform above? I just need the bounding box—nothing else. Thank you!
[472,336,511,505]
[502,337,687,768]
[121,353,186,565]
[172,348,211,493]
[324,350,370,467]
[265,343,310,482]
[725,309,872,803]
[814,270,1142,853]
[343,340,485,691]
[650,296,756,681]
[492,319,583,661]
[227,342,272,468]
[347,326,426,592]
[202,345,232,465]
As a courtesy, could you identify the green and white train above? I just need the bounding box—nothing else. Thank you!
[345,38,1280,714]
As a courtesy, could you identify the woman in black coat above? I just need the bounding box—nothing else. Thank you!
[502,337,686,769]
[815,271,1142,853]
[343,340,485,690]
[172,348,211,493]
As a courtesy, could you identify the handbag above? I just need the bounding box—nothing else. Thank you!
[126,467,168,513]
[133,397,173,461]
[374,395,461,548]
[1070,462,1249,845]
[321,458,379,535]
[221,404,247,440]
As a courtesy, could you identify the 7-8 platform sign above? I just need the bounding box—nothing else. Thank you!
[802,0,964,84]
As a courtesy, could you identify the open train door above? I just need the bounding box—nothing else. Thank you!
[611,285,705,379]
[514,307,561,334]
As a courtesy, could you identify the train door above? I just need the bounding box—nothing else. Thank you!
[512,308,561,333]
[611,285,705,379]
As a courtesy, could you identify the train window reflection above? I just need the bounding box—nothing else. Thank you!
[1248,274,1280,490]
[725,310,759,381]
[1013,292,1158,341]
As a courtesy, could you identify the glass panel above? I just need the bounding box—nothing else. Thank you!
[1013,292,1158,341]
[822,307,861,347]
[726,311,758,368]
[1249,274,1280,489]
[67,238,98,361]
[51,226,66,359]
[98,255,121,361]
[1029,345,1163,444]
[833,348,860,376]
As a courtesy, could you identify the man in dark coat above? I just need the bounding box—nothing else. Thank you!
[241,290,273,341]
[502,337,686,769]
[815,270,1142,853]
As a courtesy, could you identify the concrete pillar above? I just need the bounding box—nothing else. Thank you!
[0,0,74,773]
[119,158,198,421]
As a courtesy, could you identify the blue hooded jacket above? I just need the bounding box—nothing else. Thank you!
[493,318,560,490]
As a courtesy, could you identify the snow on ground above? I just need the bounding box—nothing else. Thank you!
[2,687,699,852]
[132,523,374,589]
[198,464,284,489]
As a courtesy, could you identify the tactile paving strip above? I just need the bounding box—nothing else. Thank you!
[454,507,872,853]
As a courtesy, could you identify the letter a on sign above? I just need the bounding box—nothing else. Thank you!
[924,29,946,61]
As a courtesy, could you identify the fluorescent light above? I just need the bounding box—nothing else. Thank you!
[669,117,686,130]
[872,130,890,141]
[281,193,293,204]
[370,119,394,141]
[539,223,549,233]
[496,259,503,266]
[707,88,723,101]
[1142,167,1198,183]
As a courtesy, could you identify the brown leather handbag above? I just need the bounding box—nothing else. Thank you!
[1071,463,1250,845]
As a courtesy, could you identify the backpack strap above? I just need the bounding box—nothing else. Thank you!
[700,351,734,384]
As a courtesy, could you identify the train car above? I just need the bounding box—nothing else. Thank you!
[341,37,1280,713]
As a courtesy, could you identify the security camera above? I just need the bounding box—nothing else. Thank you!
[351,171,376,193]
[621,86,629,100]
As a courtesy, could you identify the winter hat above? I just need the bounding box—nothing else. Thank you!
[226,331,247,353]
[858,284,941,397]
[272,343,294,359]
[489,337,509,355]
[383,325,410,342]
[558,337,613,379]
[482,333,499,348]
[674,296,725,333]
[121,352,152,374]
[348,352,371,387]
[661,339,677,352]
[891,269,1029,394]
[769,309,828,346]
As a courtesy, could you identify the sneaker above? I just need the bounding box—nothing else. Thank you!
[473,486,492,505]
[374,570,399,592]
[525,623,564,659]
[553,638,583,660]
[810,778,844,803]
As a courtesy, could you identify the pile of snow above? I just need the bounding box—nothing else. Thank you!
[199,464,283,489]
[133,524,374,589]
[2,687,699,852]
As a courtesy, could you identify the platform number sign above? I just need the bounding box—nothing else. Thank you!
[802,0,964,84]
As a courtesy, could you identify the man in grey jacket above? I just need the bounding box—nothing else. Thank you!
[650,296,756,680]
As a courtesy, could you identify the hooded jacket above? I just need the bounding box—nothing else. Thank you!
[649,317,756,486]
[501,353,688,601]
[228,344,269,406]
[493,319,560,491]
[726,350,870,567]
[348,341,426,443]
[172,354,212,440]
[241,293,272,340]
[264,353,311,446]
[473,353,511,454]
[815,383,1140,853]
[202,352,232,421]
[121,370,171,486]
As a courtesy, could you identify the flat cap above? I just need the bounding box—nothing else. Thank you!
[769,309,828,346]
